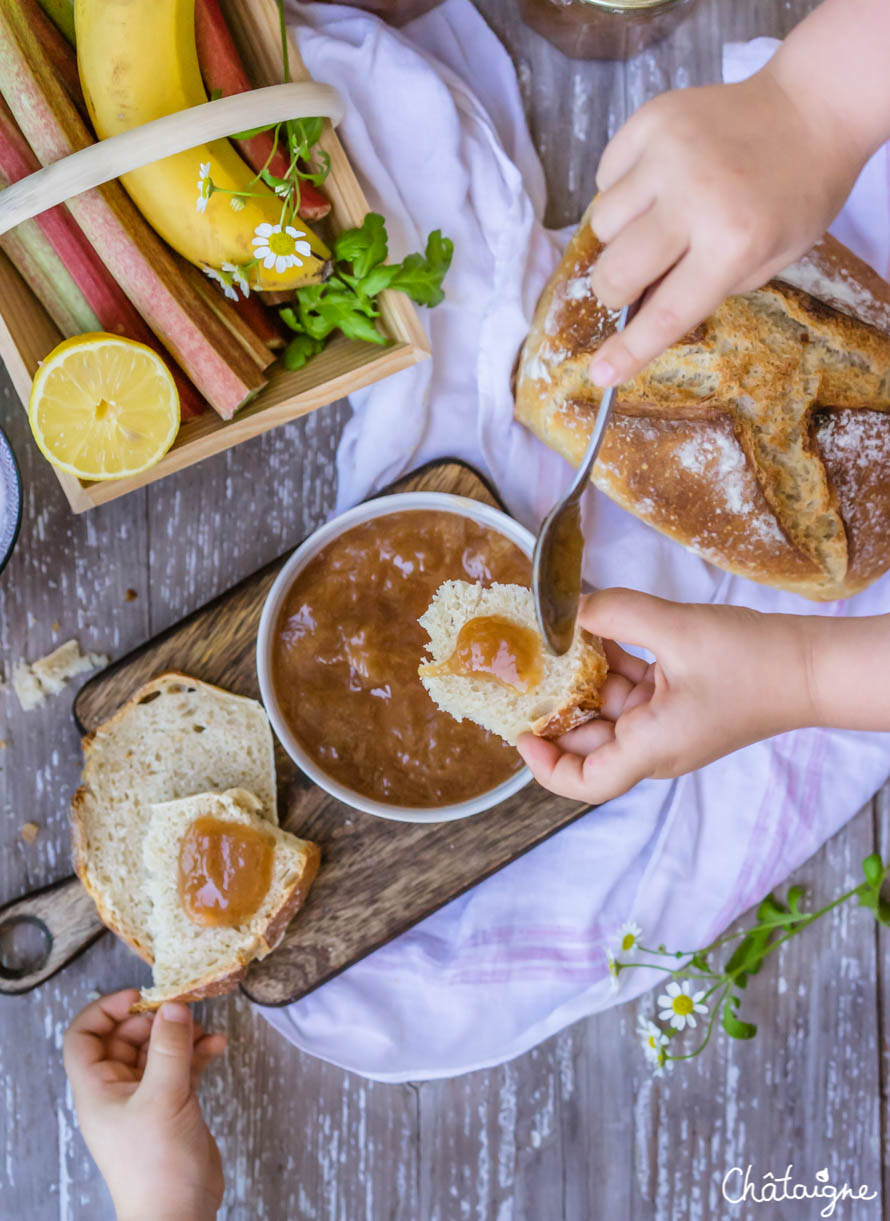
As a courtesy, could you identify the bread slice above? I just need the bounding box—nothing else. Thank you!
[71,672,277,962]
[132,789,320,1012]
[418,581,608,745]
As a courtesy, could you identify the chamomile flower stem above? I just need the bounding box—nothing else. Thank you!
[278,0,291,84]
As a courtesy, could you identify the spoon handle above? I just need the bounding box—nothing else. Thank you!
[565,299,638,500]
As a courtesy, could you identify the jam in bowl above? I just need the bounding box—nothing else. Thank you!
[256,493,535,823]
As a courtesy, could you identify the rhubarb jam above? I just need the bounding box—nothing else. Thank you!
[178,817,274,928]
[423,616,543,693]
[272,510,531,806]
[518,0,697,61]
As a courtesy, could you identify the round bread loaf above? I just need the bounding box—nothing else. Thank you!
[515,207,890,601]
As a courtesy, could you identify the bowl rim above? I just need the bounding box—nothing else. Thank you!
[0,424,22,579]
[256,491,535,824]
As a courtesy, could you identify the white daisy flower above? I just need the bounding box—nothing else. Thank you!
[201,264,238,301]
[657,980,708,1032]
[251,222,312,274]
[274,181,291,199]
[637,1018,665,1064]
[229,196,246,212]
[637,1017,673,1076]
[196,161,212,214]
[616,920,643,956]
[606,950,620,993]
[222,262,249,298]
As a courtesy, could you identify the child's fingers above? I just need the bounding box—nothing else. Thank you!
[595,110,650,192]
[589,168,654,245]
[191,1033,228,1085]
[590,207,687,311]
[110,1013,155,1048]
[589,251,735,387]
[579,587,678,653]
[602,638,651,685]
[63,989,143,1090]
[553,717,618,758]
[518,733,607,802]
[137,1002,195,1108]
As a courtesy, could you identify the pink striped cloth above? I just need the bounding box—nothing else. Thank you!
[261,8,890,1080]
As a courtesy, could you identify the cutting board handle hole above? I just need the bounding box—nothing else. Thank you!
[0,916,51,980]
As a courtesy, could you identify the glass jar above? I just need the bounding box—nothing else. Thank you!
[517,0,698,61]
[315,0,445,25]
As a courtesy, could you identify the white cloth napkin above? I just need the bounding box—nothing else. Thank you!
[260,6,890,1081]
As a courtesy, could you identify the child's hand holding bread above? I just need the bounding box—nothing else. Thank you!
[517,590,890,803]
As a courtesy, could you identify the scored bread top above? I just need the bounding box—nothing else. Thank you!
[418,581,608,746]
[515,206,890,601]
[71,672,277,962]
[133,788,320,1012]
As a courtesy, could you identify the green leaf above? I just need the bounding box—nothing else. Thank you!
[259,169,289,191]
[283,334,323,371]
[336,311,387,345]
[334,213,389,279]
[725,927,771,988]
[388,231,454,306]
[210,88,224,103]
[359,263,402,298]
[863,853,884,889]
[721,995,757,1040]
[229,123,276,140]
[279,307,303,334]
[786,885,806,915]
[689,952,710,973]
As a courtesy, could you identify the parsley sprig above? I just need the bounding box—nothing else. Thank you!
[280,213,454,369]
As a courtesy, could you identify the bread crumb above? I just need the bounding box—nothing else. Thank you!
[20,822,39,844]
[125,588,138,602]
[11,640,109,711]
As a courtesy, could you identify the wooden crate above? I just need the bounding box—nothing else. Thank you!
[0,0,429,512]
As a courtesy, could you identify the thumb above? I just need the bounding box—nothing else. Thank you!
[578,587,682,653]
[138,1003,195,1108]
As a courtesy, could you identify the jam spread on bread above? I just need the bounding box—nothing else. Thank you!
[271,510,530,806]
[178,817,274,927]
[424,615,542,694]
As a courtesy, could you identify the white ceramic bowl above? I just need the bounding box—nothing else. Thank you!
[257,491,534,823]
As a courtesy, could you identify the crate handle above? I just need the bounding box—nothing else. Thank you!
[0,81,345,238]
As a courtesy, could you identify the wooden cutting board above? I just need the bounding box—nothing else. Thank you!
[73,460,592,1007]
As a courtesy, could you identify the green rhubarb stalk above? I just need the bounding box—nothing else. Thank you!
[0,218,99,335]
[35,0,75,45]
[0,0,266,420]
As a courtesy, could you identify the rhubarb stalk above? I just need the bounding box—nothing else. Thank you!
[0,0,266,420]
[36,0,75,45]
[194,0,332,223]
[0,95,206,420]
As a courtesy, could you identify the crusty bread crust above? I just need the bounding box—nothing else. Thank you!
[532,630,608,738]
[516,208,890,601]
[129,841,321,1012]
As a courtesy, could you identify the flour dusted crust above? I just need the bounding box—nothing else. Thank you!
[516,207,890,600]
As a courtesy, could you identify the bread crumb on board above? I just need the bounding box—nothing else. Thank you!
[11,640,108,711]
[20,822,39,844]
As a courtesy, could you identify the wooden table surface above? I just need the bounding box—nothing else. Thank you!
[3,1,886,1218]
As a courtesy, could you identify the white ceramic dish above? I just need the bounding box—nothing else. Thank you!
[256,491,534,823]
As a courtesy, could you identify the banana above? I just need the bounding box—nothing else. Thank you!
[74,0,329,293]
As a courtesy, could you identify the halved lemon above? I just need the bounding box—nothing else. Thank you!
[29,333,180,481]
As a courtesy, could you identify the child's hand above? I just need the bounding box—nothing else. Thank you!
[517,589,816,804]
[63,990,227,1221]
[587,68,866,387]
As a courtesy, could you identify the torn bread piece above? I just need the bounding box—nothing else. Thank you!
[12,639,108,710]
[419,581,608,746]
[133,788,320,1011]
[71,672,277,962]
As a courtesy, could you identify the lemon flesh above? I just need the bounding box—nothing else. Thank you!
[29,334,180,481]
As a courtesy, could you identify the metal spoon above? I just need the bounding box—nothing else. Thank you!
[532,300,637,655]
